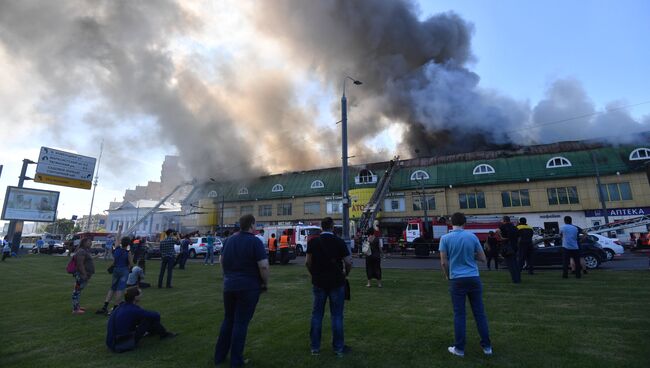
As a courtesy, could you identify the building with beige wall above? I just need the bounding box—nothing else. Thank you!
[183,140,650,237]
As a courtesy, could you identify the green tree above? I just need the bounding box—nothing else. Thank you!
[45,219,76,236]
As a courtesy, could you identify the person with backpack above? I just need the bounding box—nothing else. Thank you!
[97,236,133,315]
[70,238,95,315]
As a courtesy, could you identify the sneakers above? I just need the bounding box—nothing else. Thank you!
[447,346,464,357]
[160,331,179,340]
[72,309,86,315]
[335,345,351,358]
[483,347,493,355]
[311,349,320,356]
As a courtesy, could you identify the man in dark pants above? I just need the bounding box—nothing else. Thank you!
[158,229,176,288]
[498,216,520,283]
[306,217,353,358]
[214,215,269,367]
[560,216,581,279]
[516,217,535,275]
[106,287,177,352]
[177,234,190,269]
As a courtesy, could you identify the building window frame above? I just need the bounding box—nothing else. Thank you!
[271,184,284,192]
[629,147,650,161]
[472,164,495,175]
[326,200,342,214]
[310,180,325,189]
[355,169,378,184]
[599,182,633,201]
[410,170,430,181]
[238,187,249,195]
[501,189,531,207]
[258,204,272,217]
[459,192,486,209]
[304,201,321,215]
[412,195,436,211]
[546,156,572,168]
[547,186,580,205]
[240,205,253,215]
[383,197,405,212]
[277,203,292,216]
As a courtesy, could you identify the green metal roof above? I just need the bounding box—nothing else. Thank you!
[184,144,648,204]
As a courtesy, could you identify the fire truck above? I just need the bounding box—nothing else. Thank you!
[403,217,501,256]
[260,224,322,258]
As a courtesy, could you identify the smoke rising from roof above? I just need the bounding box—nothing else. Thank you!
[0,0,647,188]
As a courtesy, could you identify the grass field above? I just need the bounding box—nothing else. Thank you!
[1,256,649,368]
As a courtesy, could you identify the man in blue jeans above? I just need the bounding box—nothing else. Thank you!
[306,217,353,358]
[440,212,492,357]
[158,229,177,288]
[214,215,269,367]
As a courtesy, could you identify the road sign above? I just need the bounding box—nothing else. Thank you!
[34,173,92,189]
[35,147,96,189]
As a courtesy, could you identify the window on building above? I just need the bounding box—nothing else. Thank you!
[223,207,236,218]
[271,184,284,192]
[410,170,430,181]
[326,200,342,214]
[546,156,572,168]
[277,203,292,216]
[238,187,249,195]
[310,180,324,189]
[412,196,436,211]
[501,189,531,207]
[258,205,272,217]
[240,205,253,215]
[383,197,405,212]
[547,186,580,205]
[629,148,650,161]
[459,192,486,209]
[599,182,633,201]
[208,190,218,198]
[472,164,495,175]
[356,169,377,184]
[304,201,321,215]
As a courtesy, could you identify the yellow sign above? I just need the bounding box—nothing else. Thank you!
[196,198,219,227]
[34,173,92,190]
[349,188,381,219]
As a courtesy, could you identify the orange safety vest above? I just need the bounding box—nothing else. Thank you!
[268,238,277,251]
[279,235,290,249]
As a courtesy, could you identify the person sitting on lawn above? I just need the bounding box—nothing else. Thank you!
[126,259,150,288]
[106,287,177,352]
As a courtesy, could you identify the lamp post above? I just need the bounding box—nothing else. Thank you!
[341,76,362,245]
[415,178,429,237]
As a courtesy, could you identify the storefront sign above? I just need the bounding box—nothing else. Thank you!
[584,207,650,217]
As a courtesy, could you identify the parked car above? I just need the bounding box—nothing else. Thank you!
[587,233,625,261]
[532,236,608,269]
[187,237,223,259]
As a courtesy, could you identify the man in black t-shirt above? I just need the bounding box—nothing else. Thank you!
[306,217,352,358]
[498,216,521,284]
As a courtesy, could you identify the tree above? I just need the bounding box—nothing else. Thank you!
[45,219,76,236]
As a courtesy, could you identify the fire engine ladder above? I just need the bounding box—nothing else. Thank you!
[358,156,400,233]
[583,215,650,234]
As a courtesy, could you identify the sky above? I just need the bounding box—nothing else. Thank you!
[0,0,648,225]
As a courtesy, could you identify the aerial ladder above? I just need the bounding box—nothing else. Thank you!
[358,156,400,234]
[583,215,650,235]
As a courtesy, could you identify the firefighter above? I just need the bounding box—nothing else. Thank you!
[279,230,290,264]
[268,233,277,265]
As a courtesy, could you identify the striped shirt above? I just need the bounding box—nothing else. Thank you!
[160,237,176,258]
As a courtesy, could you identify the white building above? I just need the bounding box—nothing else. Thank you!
[106,200,183,237]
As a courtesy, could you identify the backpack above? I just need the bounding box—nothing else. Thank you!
[66,254,77,274]
[361,240,371,256]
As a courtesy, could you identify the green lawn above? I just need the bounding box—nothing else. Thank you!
[1,256,649,368]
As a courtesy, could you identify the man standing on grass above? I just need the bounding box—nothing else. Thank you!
[214,214,269,367]
[158,229,176,288]
[440,212,492,357]
[499,215,521,284]
[560,216,581,279]
[306,216,353,358]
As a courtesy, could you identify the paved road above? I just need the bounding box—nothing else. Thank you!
[293,251,650,271]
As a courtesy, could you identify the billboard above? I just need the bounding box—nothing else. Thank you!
[1,186,60,222]
[35,146,96,189]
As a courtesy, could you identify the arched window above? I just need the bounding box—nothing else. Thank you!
[207,190,218,198]
[238,187,249,195]
[355,169,377,184]
[271,184,284,192]
[546,156,572,168]
[472,164,495,175]
[410,170,430,181]
[310,180,325,189]
[629,148,650,161]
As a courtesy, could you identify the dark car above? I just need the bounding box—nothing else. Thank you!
[532,236,607,269]
[145,243,160,259]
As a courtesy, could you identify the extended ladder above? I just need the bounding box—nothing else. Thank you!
[583,215,650,234]
[358,156,400,233]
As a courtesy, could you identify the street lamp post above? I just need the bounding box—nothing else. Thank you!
[416,178,429,237]
[341,76,362,245]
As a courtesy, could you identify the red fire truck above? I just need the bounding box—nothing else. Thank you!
[403,218,501,256]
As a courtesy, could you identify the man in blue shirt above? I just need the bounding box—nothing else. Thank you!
[214,215,269,367]
[106,287,177,352]
[560,215,582,279]
[440,212,492,357]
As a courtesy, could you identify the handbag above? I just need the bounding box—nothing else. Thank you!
[361,241,371,256]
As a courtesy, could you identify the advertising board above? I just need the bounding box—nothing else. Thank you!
[35,146,96,189]
[1,186,60,222]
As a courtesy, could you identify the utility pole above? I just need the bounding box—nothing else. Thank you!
[220,194,225,233]
[7,158,36,253]
[591,151,610,225]
[86,140,104,231]
[341,76,362,246]
[416,178,429,237]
